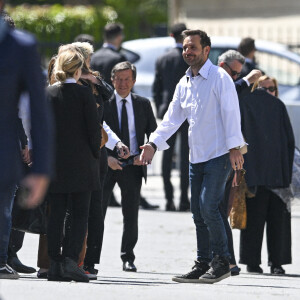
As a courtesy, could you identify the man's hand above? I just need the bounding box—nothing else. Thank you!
[139,144,155,165]
[229,149,244,171]
[245,69,262,84]
[20,174,50,209]
[108,156,123,170]
[133,155,143,166]
[115,141,130,159]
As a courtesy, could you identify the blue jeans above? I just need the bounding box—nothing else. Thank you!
[0,184,16,264]
[190,153,232,262]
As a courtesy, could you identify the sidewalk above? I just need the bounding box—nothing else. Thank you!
[0,173,299,300]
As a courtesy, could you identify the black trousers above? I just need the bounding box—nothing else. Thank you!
[239,186,291,266]
[162,120,189,205]
[8,230,25,259]
[84,147,108,267]
[102,165,143,262]
[219,171,237,265]
[47,191,91,262]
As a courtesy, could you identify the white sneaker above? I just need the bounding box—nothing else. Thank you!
[0,264,20,279]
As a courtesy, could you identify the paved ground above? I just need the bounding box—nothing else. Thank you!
[0,173,300,300]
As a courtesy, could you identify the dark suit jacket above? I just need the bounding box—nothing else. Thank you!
[103,93,157,181]
[152,47,188,119]
[240,89,295,188]
[91,47,126,86]
[0,23,53,188]
[234,78,249,95]
[46,83,101,193]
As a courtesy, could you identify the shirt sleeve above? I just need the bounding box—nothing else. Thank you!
[217,73,245,150]
[149,83,187,151]
[103,121,120,150]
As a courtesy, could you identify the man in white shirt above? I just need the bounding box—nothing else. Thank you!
[140,29,245,284]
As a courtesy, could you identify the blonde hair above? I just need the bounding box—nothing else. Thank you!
[54,49,84,82]
[251,75,279,97]
[71,42,94,61]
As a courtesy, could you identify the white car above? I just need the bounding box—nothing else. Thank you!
[121,36,300,104]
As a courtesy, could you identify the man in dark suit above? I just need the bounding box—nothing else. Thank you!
[102,61,157,272]
[0,1,53,279]
[152,23,190,211]
[91,23,126,86]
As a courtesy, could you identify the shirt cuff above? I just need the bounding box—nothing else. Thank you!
[227,136,246,151]
[103,122,120,150]
[149,133,170,151]
[242,77,250,86]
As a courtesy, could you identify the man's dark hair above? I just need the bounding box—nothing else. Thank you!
[111,61,136,80]
[1,10,15,28]
[104,23,124,42]
[237,37,255,57]
[182,29,211,48]
[74,34,95,47]
[170,23,186,43]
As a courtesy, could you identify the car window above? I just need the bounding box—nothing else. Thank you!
[256,51,300,86]
[209,47,230,65]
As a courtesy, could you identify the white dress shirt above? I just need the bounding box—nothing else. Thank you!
[149,59,244,164]
[115,91,139,155]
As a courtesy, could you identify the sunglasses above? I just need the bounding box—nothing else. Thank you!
[224,62,241,77]
[260,86,277,93]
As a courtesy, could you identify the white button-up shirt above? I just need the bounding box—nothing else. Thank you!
[115,91,139,156]
[149,59,244,164]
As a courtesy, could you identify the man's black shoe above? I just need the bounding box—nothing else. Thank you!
[123,260,137,272]
[166,202,176,211]
[199,255,231,284]
[8,256,36,274]
[230,265,241,276]
[83,265,98,275]
[246,265,263,274]
[63,257,89,282]
[172,260,209,283]
[178,202,190,212]
[270,265,285,275]
[140,196,159,210]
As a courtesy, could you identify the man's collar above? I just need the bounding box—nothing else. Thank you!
[175,43,183,49]
[114,90,132,104]
[103,43,118,51]
[245,57,253,64]
[186,59,212,80]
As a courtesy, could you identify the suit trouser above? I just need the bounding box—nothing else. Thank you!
[8,230,25,259]
[47,191,91,262]
[162,120,189,205]
[102,165,143,262]
[84,147,108,266]
[239,186,291,266]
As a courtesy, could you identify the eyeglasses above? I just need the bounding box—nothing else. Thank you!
[224,62,241,77]
[260,86,277,93]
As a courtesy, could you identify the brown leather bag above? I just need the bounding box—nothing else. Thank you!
[100,126,108,149]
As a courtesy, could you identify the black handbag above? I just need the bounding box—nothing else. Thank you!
[11,187,48,235]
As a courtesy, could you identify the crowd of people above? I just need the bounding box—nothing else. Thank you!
[0,0,295,285]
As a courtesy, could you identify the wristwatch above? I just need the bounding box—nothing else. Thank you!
[147,141,157,152]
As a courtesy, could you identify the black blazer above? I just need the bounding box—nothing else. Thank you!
[240,89,295,188]
[91,47,126,86]
[46,83,101,193]
[103,93,157,180]
[0,25,53,188]
[234,78,249,96]
[152,47,188,119]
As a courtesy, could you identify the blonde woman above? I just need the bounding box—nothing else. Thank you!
[45,49,101,282]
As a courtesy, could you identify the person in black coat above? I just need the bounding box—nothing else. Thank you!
[91,23,126,86]
[152,23,190,211]
[45,48,101,282]
[239,75,295,275]
[102,61,157,272]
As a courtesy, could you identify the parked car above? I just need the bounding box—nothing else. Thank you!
[121,36,300,104]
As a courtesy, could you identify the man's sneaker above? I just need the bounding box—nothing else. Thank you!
[172,260,209,283]
[0,264,20,279]
[199,255,231,284]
